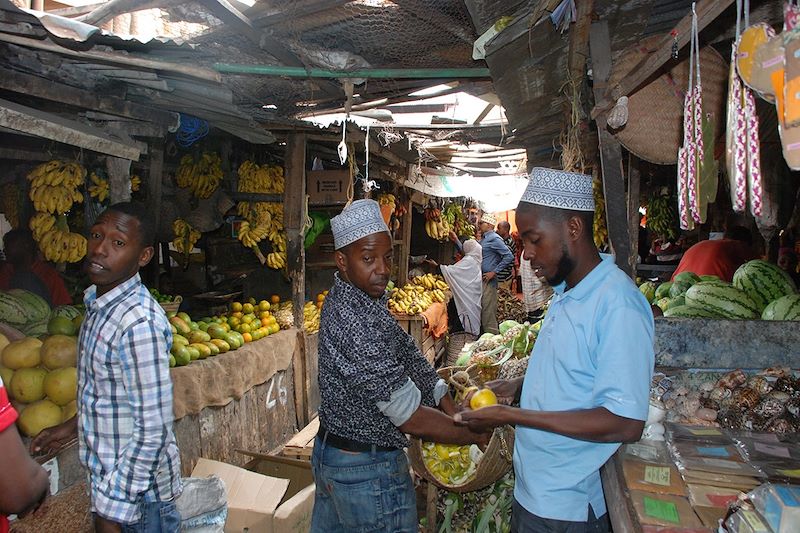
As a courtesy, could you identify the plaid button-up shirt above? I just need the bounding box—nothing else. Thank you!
[78,273,181,524]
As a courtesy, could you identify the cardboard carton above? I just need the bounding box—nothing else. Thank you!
[308,170,349,205]
[191,456,314,533]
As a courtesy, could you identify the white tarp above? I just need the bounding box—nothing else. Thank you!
[403,167,529,212]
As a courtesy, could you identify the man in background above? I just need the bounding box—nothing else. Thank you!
[671,226,756,282]
[496,220,517,292]
[0,229,71,305]
[478,213,514,334]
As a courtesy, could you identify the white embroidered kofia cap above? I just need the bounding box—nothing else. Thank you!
[479,212,497,226]
[521,167,595,211]
[331,199,390,250]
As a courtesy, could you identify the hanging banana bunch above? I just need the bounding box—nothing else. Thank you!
[131,175,141,192]
[27,160,85,214]
[592,176,609,250]
[646,192,679,240]
[236,160,287,270]
[173,218,201,266]
[424,206,451,241]
[1,183,21,228]
[29,213,86,263]
[88,172,109,203]
[176,152,223,199]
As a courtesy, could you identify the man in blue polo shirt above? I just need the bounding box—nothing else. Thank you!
[477,213,514,334]
[457,167,654,532]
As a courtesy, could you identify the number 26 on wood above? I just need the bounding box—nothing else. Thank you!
[266,373,288,409]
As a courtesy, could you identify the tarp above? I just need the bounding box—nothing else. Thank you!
[403,167,529,212]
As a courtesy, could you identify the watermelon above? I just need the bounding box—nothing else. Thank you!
[685,282,760,319]
[674,272,701,285]
[699,275,720,282]
[6,289,50,323]
[639,281,657,303]
[666,295,686,310]
[50,305,81,322]
[655,282,673,300]
[22,317,49,337]
[733,260,798,312]
[0,291,28,326]
[663,305,721,318]
[669,280,693,298]
[761,294,800,321]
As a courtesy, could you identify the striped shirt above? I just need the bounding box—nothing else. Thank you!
[520,258,553,312]
[79,273,181,524]
[498,236,517,281]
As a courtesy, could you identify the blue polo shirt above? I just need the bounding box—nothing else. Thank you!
[479,230,514,275]
[514,256,654,521]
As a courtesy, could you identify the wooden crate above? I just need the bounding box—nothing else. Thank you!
[393,314,445,366]
[280,416,319,460]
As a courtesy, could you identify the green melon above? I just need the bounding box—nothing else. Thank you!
[655,282,673,300]
[761,294,800,321]
[733,260,798,312]
[663,305,722,318]
[6,289,50,323]
[50,305,82,321]
[669,280,693,298]
[674,272,701,285]
[685,282,759,319]
[639,281,657,303]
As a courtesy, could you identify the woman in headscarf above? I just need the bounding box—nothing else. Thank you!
[435,239,483,336]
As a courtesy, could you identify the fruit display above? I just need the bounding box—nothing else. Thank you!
[646,191,679,241]
[443,202,474,239]
[172,218,201,263]
[88,171,109,202]
[592,176,608,250]
[130,174,141,192]
[27,160,85,214]
[387,274,449,315]
[176,152,223,199]
[29,212,87,264]
[0,289,53,337]
[148,288,181,305]
[236,161,287,270]
[377,193,395,225]
[1,313,82,437]
[303,292,326,334]
[421,441,483,486]
[642,262,799,320]
[455,320,537,383]
[424,206,452,241]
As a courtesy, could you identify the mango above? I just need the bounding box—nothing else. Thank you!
[177,312,191,323]
[209,339,230,353]
[187,330,211,344]
[172,345,191,366]
[61,400,77,422]
[47,316,77,336]
[172,334,189,347]
[185,346,200,361]
[41,334,78,369]
[168,316,191,335]
[169,355,176,368]
[2,337,43,369]
[18,399,62,437]
[10,367,47,402]
[189,343,211,359]
[202,341,220,356]
[0,366,13,386]
[43,367,78,406]
[207,324,227,340]
[0,332,10,354]
[224,333,241,350]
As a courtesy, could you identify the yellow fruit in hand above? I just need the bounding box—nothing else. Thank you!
[469,388,498,410]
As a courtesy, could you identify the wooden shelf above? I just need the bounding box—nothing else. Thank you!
[306,261,337,268]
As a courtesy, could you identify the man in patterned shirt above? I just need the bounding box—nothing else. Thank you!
[32,202,181,533]
[0,375,50,533]
[311,199,488,533]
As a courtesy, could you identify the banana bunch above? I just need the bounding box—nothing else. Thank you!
[424,208,451,241]
[131,175,141,192]
[592,177,609,250]
[303,301,320,333]
[38,227,87,263]
[1,183,20,228]
[176,152,223,199]
[388,274,449,315]
[88,172,109,202]
[237,201,286,269]
[27,160,86,214]
[266,251,286,269]
[237,160,284,194]
[172,218,200,255]
[443,202,474,238]
[378,193,396,208]
[646,192,679,240]
[29,212,56,241]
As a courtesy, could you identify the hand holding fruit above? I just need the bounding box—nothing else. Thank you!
[30,416,77,455]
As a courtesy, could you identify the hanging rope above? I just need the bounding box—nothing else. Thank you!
[175,114,210,148]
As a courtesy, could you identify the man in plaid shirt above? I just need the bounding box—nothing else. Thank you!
[32,203,181,532]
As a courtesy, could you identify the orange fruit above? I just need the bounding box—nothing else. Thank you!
[258,300,270,312]
[242,303,254,314]
[227,316,240,328]
[261,317,270,327]
[239,323,251,333]
[269,324,280,334]
[259,311,271,320]
[270,295,280,304]
[231,302,243,312]
[231,311,243,319]
[470,389,498,410]
[242,332,252,343]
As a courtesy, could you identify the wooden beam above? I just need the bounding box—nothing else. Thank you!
[0,97,141,160]
[627,155,641,274]
[591,0,736,118]
[398,198,412,286]
[472,103,494,125]
[107,156,132,203]
[590,21,632,276]
[148,144,164,245]
[283,133,307,328]
[0,33,221,83]
[197,0,263,45]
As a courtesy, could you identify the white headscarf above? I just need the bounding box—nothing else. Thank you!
[441,239,482,335]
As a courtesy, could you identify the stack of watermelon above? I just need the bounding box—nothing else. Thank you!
[0,289,52,336]
[639,261,799,321]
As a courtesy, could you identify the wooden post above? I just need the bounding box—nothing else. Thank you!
[398,194,412,286]
[284,134,307,428]
[627,155,641,274]
[590,21,633,277]
[145,145,164,287]
[106,156,132,204]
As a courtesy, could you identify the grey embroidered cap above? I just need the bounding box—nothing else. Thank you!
[520,167,595,211]
[331,199,390,250]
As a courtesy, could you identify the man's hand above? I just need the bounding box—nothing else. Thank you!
[30,417,77,456]
[471,378,523,406]
[94,515,122,533]
[482,271,496,282]
[454,405,510,434]
[448,230,459,243]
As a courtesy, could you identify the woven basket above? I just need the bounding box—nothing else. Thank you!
[446,331,478,367]
[407,366,515,493]
[609,36,728,164]
[159,295,183,314]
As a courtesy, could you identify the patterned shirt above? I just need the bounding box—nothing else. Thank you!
[497,236,517,281]
[318,273,442,449]
[0,376,17,533]
[79,273,181,524]
[480,230,514,276]
[520,258,553,312]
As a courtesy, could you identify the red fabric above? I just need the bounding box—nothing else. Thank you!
[0,379,18,533]
[671,239,757,282]
[0,260,71,305]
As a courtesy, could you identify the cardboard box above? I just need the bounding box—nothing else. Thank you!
[308,170,349,205]
[191,456,314,533]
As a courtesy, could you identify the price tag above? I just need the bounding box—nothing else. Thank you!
[696,446,730,457]
[754,442,791,458]
[643,496,680,524]
[689,428,722,436]
[644,465,671,486]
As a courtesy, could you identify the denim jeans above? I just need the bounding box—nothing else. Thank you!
[120,501,181,533]
[310,435,417,533]
[511,499,610,533]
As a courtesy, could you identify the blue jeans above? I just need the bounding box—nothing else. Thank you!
[511,499,610,533]
[120,501,181,533]
[310,435,417,533]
